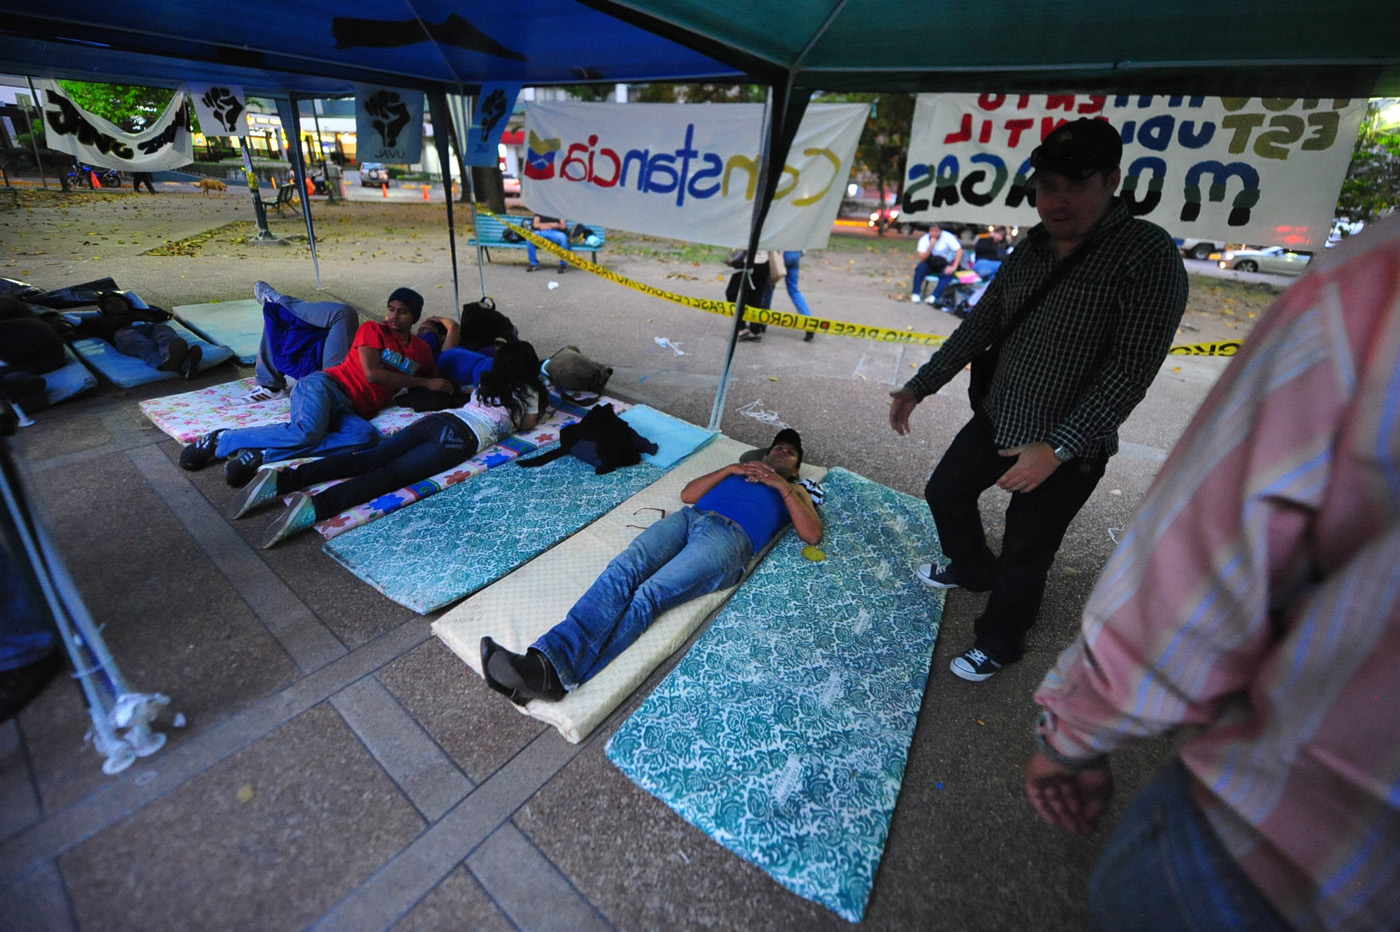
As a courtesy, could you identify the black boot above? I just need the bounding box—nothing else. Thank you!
[480,637,565,705]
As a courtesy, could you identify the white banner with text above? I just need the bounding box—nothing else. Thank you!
[902,94,1364,250]
[40,81,193,171]
[522,101,867,249]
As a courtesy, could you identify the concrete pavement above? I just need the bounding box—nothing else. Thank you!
[0,189,1236,931]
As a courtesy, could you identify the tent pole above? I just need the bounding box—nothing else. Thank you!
[455,93,490,301]
[238,137,276,241]
[428,90,463,315]
[24,76,52,189]
[707,79,811,432]
[277,97,321,290]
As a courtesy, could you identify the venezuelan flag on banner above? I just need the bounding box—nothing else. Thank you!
[522,101,866,251]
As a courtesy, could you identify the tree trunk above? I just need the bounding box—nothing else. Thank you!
[472,166,506,215]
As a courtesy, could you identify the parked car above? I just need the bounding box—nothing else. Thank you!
[868,207,913,234]
[502,172,521,196]
[1176,237,1223,261]
[359,162,389,187]
[1218,246,1311,275]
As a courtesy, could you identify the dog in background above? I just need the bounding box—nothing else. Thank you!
[197,178,228,196]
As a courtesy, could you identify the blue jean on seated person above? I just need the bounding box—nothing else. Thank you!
[912,257,955,300]
[1089,760,1291,932]
[527,229,571,269]
[111,321,181,368]
[972,258,1003,281]
[533,507,753,689]
[215,370,378,462]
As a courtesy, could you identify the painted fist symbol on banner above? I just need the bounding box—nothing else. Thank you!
[479,89,508,137]
[201,87,244,133]
[367,91,411,147]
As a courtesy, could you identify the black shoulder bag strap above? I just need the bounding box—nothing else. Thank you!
[967,244,1093,409]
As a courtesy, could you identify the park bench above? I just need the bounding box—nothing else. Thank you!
[467,215,607,264]
[271,183,302,217]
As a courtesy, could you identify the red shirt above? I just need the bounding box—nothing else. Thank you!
[325,321,436,418]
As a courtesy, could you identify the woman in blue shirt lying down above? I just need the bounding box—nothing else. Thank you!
[231,340,547,549]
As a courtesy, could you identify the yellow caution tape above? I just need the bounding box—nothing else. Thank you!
[480,209,1240,356]
[1167,340,1243,357]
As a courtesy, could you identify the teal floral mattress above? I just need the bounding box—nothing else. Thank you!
[324,453,664,614]
[606,467,946,922]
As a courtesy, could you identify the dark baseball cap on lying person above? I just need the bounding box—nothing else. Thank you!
[1029,118,1123,181]
[739,428,804,466]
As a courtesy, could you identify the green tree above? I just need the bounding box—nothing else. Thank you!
[559,84,615,102]
[814,92,914,235]
[56,81,177,132]
[633,84,766,103]
[1336,98,1400,224]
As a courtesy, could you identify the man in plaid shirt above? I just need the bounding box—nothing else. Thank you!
[888,118,1189,682]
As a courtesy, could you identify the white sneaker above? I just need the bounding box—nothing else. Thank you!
[244,384,290,404]
[910,293,923,303]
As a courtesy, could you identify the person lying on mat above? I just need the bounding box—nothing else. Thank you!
[481,428,824,705]
[246,280,359,403]
[178,287,451,488]
[233,340,547,549]
[415,315,500,390]
[76,292,202,380]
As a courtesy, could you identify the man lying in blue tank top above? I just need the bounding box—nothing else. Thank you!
[481,428,824,704]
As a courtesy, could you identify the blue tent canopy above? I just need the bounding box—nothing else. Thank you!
[5,0,1399,429]
[2,0,1398,98]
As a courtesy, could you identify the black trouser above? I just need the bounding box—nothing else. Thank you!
[924,413,1105,664]
[278,413,479,520]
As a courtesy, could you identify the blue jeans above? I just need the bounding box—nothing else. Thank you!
[762,251,813,316]
[912,257,954,300]
[254,284,357,390]
[281,413,478,519]
[534,507,753,689]
[527,229,570,268]
[215,371,378,462]
[1090,761,1291,932]
[111,322,181,368]
[972,258,1003,281]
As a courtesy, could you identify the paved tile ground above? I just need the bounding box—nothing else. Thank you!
[0,187,1243,931]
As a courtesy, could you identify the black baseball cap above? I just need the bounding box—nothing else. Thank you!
[739,427,804,465]
[1029,118,1123,181]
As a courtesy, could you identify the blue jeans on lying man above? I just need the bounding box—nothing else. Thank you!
[215,370,378,463]
[533,507,753,689]
[527,229,570,269]
[111,322,182,368]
